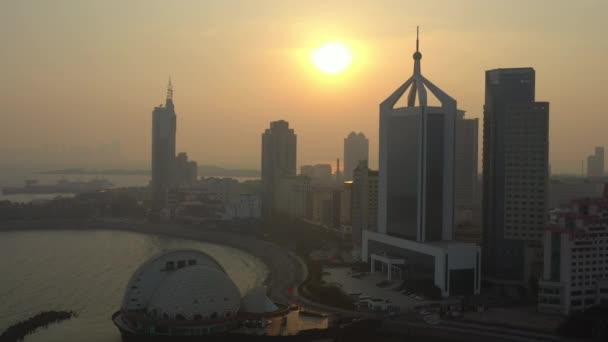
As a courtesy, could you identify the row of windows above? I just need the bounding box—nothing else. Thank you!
[164,259,197,271]
[148,309,235,321]
[571,273,608,280]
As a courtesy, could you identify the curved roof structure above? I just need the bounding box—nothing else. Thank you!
[148,265,241,320]
[240,287,278,314]
[380,26,456,112]
[121,249,228,311]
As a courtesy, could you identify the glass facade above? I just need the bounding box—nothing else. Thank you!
[386,113,420,240]
[425,113,445,241]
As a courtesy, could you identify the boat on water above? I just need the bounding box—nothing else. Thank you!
[112,249,346,341]
[2,179,113,195]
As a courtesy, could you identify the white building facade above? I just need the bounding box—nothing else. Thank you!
[539,196,608,315]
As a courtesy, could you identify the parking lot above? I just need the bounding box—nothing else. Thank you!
[321,267,435,312]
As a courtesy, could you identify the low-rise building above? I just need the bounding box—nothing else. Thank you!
[538,195,608,315]
[223,194,261,220]
[549,178,605,209]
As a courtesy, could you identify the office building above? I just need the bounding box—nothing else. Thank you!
[351,160,378,256]
[538,195,608,315]
[587,147,605,178]
[151,80,177,207]
[363,30,480,297]
[482,68,550,285]
[344,132,369,181]
[261,120,297,217]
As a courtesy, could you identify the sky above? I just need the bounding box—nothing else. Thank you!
[0,0,607,173]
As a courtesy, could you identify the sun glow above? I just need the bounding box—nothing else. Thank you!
[311,42,353,74]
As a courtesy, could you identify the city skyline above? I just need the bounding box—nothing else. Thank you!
[1,1,607,173]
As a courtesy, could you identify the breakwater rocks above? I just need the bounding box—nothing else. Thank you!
[0,310,76,342]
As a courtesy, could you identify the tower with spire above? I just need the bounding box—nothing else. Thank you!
[361,28,480,298]
[151,79,178,208]
[377,26,457,242]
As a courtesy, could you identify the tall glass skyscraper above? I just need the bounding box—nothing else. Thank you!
[377,30,457,243]
[363,29,481,298]
[151,80,177,208]
[482,68,549,283]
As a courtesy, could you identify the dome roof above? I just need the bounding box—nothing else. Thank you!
[122,249,231,312]
[240,287,278,314]
[148,265,241,320]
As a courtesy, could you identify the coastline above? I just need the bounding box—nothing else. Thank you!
[0,218,305,304]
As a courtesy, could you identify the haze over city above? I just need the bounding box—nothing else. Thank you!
[1,0,606,172]
[5,1,608,341]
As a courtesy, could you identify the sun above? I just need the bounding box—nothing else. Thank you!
[311,42,353,74]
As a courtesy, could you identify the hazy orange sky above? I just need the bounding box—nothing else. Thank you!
[1,0,606,173]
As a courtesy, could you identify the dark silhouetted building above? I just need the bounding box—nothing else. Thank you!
[482,68,550,285]
[151,80,177,207]
[344,132,369,181]
[587,146,604,178]
[261,120,297,217]
[351,160,378,257]
[175,152,198,187]
[454,113,480,238]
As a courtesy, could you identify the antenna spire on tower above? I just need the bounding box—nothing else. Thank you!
[166,77,173,101]
[416,26,419,52]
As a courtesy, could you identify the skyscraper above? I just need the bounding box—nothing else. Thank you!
[351,160,378,256]
[587,146,604,178]
[482,68,550,284]
[261,120,297,218]
[377,31,456,243]
[151,79,177,207]
[363,29,480,297]
[343,132,369,181]
[454,113,479,225]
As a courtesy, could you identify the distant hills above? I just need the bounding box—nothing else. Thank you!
[39,165,260,178]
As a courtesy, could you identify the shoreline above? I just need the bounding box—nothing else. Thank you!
[0,218,305,304]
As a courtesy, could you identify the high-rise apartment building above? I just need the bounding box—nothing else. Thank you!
[482,68,550,284]
[587,146,605,178]
[344,132,369,181]
[362,30,480,297]
[351,160,378,256]
[151,80,177,207]
[261,120,297,217]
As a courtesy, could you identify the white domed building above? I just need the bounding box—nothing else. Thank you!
[113,249,329,340]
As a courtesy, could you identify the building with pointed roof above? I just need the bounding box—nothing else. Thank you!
[362,29,480,297]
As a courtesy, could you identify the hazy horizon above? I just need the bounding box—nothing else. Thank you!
[2,0,607,173]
